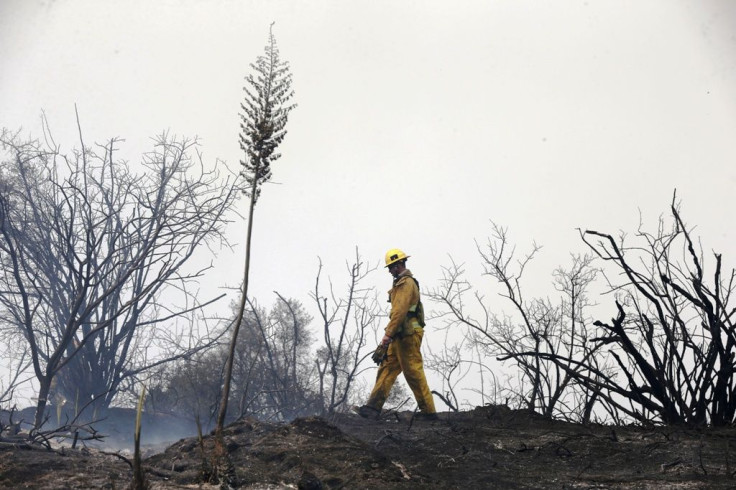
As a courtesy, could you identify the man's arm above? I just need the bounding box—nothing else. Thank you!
[383,279,414,341]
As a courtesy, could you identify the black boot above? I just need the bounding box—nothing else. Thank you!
[354,405,381,420]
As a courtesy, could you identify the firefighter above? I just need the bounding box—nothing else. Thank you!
[356,249,438,421]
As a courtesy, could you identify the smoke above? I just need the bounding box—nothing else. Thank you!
[4,405,204,455]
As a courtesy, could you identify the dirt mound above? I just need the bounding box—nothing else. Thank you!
[0,444,131,489]
[2,405,736,488]
[147,416,406,488]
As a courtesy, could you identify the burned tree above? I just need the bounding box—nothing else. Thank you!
[422,334,478,412]
[229,296,316,420]
[147,295,316,426]
[0,342,30,407]
[145,349,225,429]
[429,223,604,421]
[0,121,239,429]
[576,195,736,425]
[312,249,381,415]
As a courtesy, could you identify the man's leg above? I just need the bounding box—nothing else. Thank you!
[396,329,436,414]
[365,342,402,411]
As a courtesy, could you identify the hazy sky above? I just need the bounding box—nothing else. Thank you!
[2,1,735,403]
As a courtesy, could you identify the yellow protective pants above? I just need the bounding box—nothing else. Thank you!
[366,328,436,413]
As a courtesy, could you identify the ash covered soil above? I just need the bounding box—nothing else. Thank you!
[2,405,736,488]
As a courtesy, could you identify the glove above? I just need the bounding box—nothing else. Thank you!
[371,343,388,365]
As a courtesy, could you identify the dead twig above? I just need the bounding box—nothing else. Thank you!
[375,430,397,449]
[100,451,133,470]
[661,458,683,472]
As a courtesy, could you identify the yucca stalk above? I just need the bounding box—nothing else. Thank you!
[215,22,295,435]
[132,385,147,489]
[210,23,295,486]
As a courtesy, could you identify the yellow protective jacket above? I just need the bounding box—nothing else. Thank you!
[384,270,421,339]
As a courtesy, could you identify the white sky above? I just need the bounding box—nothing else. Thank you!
[2,0,735,406]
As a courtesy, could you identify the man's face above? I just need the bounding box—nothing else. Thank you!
[388,261,402,278]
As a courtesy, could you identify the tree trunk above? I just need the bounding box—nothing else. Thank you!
[34,376,52,430]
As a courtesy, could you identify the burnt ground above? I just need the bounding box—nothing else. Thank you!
[3,405,736,488]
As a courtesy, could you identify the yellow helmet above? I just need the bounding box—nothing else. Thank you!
[385,248,409,267]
